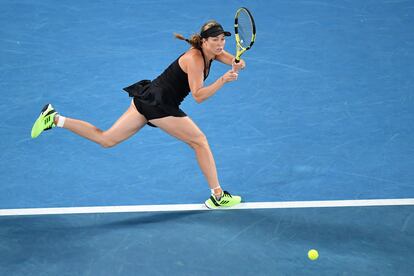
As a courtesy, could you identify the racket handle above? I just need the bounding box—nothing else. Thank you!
[235,57,241,63]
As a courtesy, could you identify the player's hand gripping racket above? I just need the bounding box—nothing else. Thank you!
[234,7,256,64]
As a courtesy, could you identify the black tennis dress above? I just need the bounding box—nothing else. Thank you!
[123,49,212,127]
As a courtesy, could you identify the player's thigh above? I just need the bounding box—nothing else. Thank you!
[103,100,148,143]
[149,116,207,146]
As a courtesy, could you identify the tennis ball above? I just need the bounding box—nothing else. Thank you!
[308,249,319,261]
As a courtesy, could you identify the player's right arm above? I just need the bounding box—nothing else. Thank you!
[184,51,237,103]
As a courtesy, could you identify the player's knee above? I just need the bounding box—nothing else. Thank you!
[99,134,118,148]
[101,140,117,148]
[188,132,209,149]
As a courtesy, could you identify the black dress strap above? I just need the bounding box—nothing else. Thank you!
[199,49,212,80]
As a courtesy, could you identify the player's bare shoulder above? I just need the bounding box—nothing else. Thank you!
[180,48,204,74]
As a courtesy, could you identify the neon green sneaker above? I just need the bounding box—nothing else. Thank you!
[204,191,242,209]
[31,104,57,138]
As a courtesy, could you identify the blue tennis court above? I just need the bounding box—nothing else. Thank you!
[1,0,413,275]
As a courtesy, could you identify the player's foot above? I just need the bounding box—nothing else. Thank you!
[204,191,242,209]
[31,104,57,138]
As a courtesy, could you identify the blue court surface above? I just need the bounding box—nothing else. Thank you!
[1,0,413,275]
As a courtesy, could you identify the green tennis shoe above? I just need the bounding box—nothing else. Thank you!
[205,191,242,209]
[31,104,57,138]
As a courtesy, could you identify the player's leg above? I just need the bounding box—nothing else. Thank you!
[149,116,241,208]
[31,100,147,148]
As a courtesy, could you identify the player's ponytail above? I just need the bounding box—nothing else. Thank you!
[174,20,221,49]
[174,33,202,49]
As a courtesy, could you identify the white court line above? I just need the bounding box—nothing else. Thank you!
[0,198,413,217]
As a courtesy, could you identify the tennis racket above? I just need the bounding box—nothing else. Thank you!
[234,7,256,63]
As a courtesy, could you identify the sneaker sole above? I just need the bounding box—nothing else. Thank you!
[31,104,56,138]
[31,114,46,138]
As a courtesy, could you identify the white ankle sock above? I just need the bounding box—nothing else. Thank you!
[211,186,222,200]
[210,186,221,195]
[56,115,66,127]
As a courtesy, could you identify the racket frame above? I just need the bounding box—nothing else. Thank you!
[234,7,256,63]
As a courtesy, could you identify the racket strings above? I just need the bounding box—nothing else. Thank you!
[237,10,253,48]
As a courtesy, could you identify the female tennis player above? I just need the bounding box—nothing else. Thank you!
[31,20,246,209]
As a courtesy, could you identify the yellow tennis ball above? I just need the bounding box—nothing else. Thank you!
[308,249,319,260]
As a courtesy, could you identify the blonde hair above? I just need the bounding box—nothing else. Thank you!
[174,20,221,49]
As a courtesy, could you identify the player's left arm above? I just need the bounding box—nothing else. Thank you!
[215,50,246,71]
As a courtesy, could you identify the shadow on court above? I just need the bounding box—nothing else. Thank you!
[1,207,413,275]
